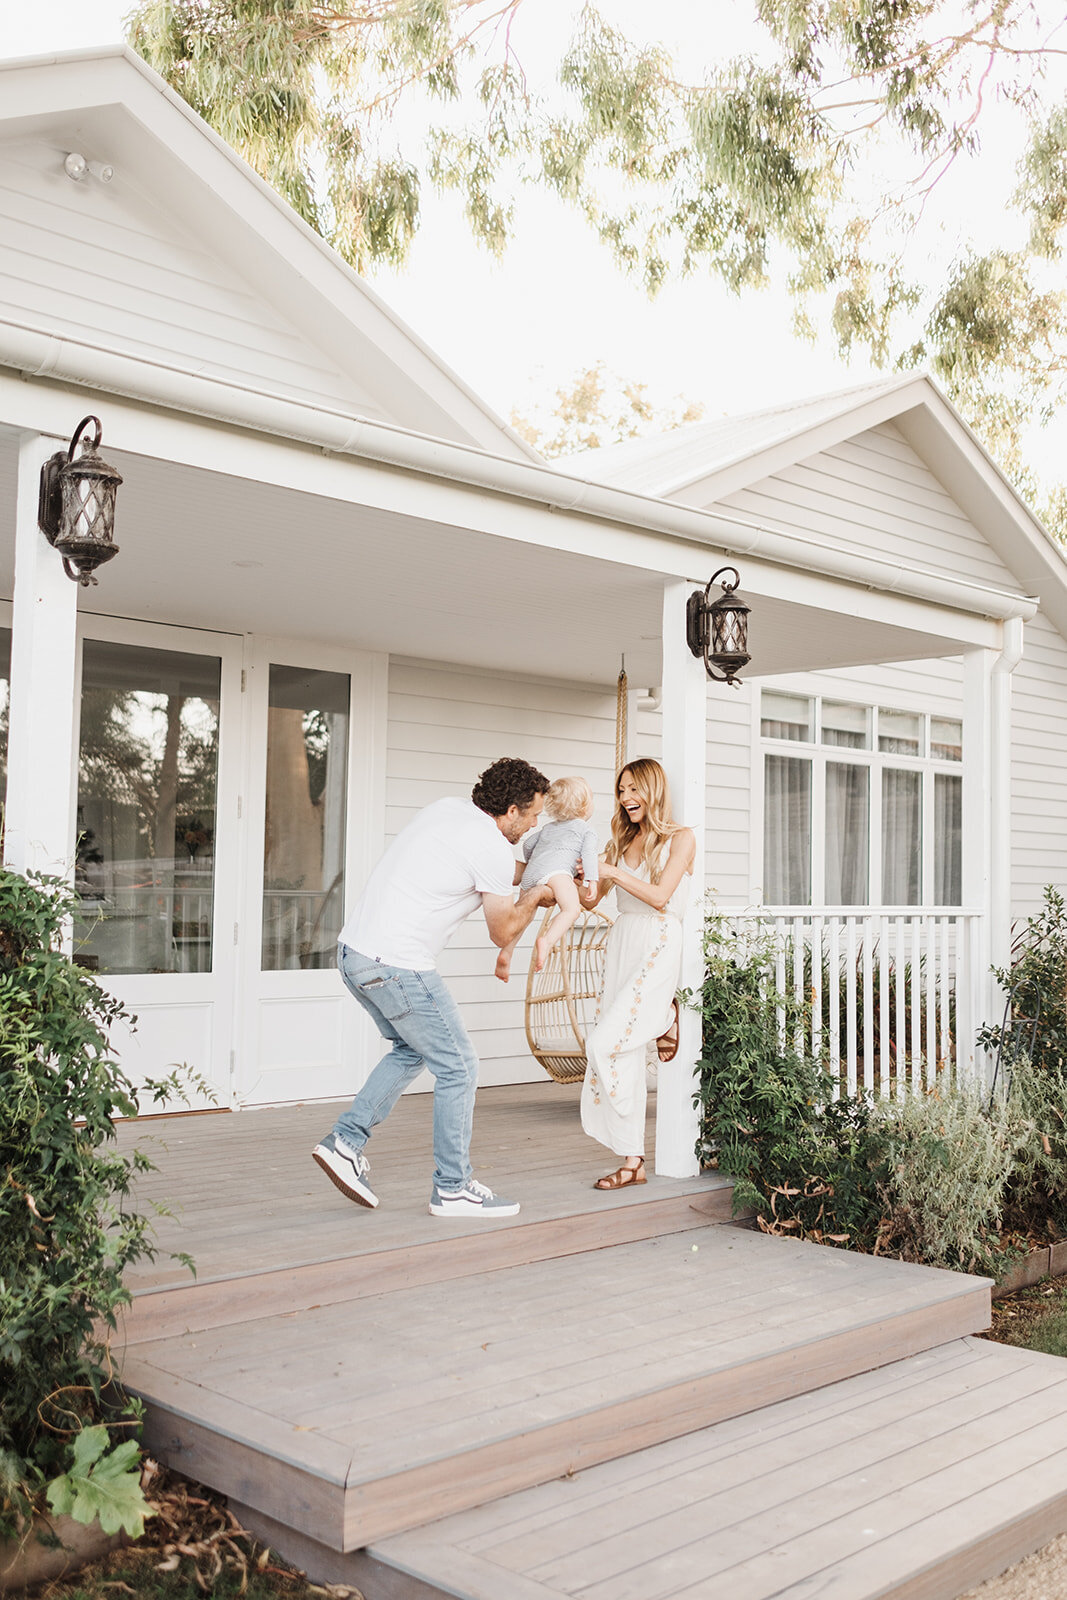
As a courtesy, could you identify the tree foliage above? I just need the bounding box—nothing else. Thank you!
[510,361,704,457]
[126,0,1067,506]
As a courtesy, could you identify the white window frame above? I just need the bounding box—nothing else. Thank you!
[751,685,963,909]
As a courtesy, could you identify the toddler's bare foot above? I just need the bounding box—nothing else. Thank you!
[495,950,511,982]
[535,934,550,973]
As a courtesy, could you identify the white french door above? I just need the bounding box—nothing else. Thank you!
[235,638,386,1107]
[73,616,243,1110]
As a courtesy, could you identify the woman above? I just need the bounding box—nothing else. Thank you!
[578,758,695,1190]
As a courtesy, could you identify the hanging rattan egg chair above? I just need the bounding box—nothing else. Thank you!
[524,905,614,1083]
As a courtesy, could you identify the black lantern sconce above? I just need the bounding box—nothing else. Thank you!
[38,415,123,587]
[686,565,751,686]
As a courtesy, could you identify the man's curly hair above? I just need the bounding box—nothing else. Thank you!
[471,757,550,817]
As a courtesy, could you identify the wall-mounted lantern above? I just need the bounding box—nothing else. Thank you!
[686,565,751,686]
[38,416,123,587]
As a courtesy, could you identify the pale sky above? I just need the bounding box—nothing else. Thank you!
[4,0,1063,480]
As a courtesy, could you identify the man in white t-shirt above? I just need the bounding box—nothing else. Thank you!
[313,757,553,1219]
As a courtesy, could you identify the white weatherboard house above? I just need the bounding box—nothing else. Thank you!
[3,45,1067,1178]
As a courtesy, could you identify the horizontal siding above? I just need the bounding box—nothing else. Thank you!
[1011,612,1067,922]
[706,684,752,902]
[0,139,372,412]
[386,658,619,1088]
[716,422,1020,593]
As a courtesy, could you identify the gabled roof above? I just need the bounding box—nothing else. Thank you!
[557,378,901,496]
[562,373,1067,642]
[0,46,538,460]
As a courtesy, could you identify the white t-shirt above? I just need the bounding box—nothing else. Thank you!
[339,797,516,970]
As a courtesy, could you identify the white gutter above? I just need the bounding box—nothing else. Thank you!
[2,317,1038,625]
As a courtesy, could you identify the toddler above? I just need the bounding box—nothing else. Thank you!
[495,776,599,982]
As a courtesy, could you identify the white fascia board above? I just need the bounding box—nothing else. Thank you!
[659,375,931,502]
[0,47,537,462]
[893,401,1067,639]
[0,368,1008,653]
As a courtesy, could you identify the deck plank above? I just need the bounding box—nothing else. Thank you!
[370,1341,1067,1600]
[123,1225,989,1549]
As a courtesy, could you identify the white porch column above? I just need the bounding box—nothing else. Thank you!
[990,618,1023,981]
[4,431,79,881]
[961,644,996,1084]
[656,579,707,1177]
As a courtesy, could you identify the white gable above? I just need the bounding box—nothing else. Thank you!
[0,48,535,459]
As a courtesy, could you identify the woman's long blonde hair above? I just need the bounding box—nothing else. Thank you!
[605,758,680,883]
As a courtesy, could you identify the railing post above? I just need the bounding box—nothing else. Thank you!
[656,579,706,1178]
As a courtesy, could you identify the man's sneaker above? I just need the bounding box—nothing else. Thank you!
[312,1133,378,1208]
[428,1177,520,1218]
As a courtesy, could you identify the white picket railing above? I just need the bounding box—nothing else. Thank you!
[713,907,985,1096]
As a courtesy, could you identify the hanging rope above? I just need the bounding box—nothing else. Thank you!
[615,659,628,777]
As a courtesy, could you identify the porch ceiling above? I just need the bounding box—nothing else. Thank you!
[0,436,968,684]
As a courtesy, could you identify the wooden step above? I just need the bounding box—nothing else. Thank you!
[124,1228,989,1556]
[313,1338,1067,1600]
[119,1084,735,1344]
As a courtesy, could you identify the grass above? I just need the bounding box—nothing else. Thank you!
[984,1277,1067,1358]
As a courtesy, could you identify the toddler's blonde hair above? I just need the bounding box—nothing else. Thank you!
[544,775,594,823]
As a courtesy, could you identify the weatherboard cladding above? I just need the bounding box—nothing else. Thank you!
[715,422,1021,594]
[0,137,372,414]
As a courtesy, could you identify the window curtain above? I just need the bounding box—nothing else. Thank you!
[882,768,921,904]
[934,773,962,905]
[825,763,869,905]
[764,755,811,904]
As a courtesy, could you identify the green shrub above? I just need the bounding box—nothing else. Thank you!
[873,1086,1028,1273]
[690,914,885,1249]
[0,866,182,1540]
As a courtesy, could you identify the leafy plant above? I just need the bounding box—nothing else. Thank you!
[980,885,1067,1081]
[45,1426,148,1539]
[0,865,183,1541]
[689,913,885,1249]
[873,1087,1028,1273]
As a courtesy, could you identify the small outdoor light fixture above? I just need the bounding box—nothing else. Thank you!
[686,564,751,686]
[38,415,124,587]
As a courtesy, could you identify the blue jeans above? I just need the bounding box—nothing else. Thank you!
[333,945,478,1191]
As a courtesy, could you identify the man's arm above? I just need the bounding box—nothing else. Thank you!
[482,885,552,949]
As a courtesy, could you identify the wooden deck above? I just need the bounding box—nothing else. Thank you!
[114,1085,986,1561]
[110,1081,1049,1600]
[364,1338,1067,1600]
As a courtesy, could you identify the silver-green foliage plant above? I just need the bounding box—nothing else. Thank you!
[873,1087,1029,1274]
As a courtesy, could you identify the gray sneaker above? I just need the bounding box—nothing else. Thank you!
[312,1132,378,1208]
[429,1177,519,1218]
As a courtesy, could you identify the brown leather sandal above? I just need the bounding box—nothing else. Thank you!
[594,1159,647,1191]
[656,1000,680,1063]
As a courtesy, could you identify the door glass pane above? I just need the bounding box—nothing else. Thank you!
[934,773,962,905]
[826,763,869,905]
[882,768,922,904]
[764,754,811,904]
[761,691,812,742]
[262,666,349,971]
[74,640,221,974]
[822,700,870,749]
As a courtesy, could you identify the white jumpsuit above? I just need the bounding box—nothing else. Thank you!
[580,846,690,1158]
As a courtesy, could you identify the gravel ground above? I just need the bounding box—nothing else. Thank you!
[957,1531,1067,1599]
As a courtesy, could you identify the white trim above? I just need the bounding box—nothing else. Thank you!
[0,327,1037,630]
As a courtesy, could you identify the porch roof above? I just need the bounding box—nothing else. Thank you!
[0,49,1039,685]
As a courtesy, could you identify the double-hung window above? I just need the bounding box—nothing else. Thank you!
[761,692,962,908]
